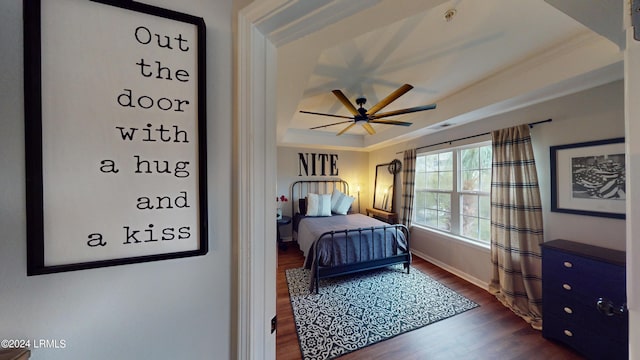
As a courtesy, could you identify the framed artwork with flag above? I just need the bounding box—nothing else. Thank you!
[550,137,625,219]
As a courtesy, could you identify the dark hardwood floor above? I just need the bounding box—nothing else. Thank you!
[276,243,585,360]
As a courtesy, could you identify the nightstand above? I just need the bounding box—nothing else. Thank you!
[365,208,398,224]
[276,215,291,250]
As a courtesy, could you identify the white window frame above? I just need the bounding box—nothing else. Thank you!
[413,140,492,245]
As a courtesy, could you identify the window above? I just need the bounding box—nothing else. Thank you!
[413,142,492,243]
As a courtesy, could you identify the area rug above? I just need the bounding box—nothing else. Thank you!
[285,266,479,360]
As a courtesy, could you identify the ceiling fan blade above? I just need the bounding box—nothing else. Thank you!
[300,110,353,119]
[373,104,437,119]
[370,119,413,126]
[309,120,353,130]
[332,90,359,116]
[366,84,413,115]
[362,122,376,135]
[336,123,356,136]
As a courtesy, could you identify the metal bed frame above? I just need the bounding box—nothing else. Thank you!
[291,179,411,293]
[290,179,350,214]
[312,224,410,293]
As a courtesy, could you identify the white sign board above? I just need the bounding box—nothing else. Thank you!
[24,0,208,274]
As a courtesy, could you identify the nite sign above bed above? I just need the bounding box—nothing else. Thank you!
[23,0,208,275]
[298,152,339,176]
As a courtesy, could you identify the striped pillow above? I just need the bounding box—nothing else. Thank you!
[331,189,355,215]
[306,193,332,217]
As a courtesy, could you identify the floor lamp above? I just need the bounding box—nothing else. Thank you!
[356,185,361,214]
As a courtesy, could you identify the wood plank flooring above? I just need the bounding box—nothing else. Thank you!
[276,243,585,360]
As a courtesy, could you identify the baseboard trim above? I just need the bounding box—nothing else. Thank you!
[411,249,490,291]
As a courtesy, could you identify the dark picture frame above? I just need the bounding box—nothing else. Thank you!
[550,137,625,219]
[24,0,208,275]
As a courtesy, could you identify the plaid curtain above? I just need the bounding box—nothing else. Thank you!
[400,149,416,228]
[489,125,544,330]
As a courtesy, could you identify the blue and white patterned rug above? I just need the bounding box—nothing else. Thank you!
[285,265,479,360]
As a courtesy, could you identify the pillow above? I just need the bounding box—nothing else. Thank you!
[331,189,355,215]
[306,193,332,217]
[299,198,307,215]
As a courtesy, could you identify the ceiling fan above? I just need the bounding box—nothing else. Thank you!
[300,84,436,136]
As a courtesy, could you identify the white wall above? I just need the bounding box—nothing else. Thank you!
[277,146,369,239]
[0,1,233,359]
[371,80,625,286]
[277,146,370,214]
[534,82,625,250]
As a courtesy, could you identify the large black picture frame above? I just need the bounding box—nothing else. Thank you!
[550,137,625,219]
[24,0,208,275]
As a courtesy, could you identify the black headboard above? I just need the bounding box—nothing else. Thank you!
[290,179,349,215]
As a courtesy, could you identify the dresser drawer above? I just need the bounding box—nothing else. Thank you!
[542,276,626,309]
[543,314,627,360]
[542,249,625,305]
[543,292,628,340]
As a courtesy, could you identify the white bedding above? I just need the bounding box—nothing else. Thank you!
[296,213,388,258]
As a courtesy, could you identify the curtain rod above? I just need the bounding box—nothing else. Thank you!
[396,118,552,154]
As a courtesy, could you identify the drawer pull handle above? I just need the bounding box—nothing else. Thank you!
[596,298,627,316]
[563,330,573,337]
[563,261,573,268]
[562,283,572,291]
[563,307,573,314]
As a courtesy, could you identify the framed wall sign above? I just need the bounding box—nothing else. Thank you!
[24,0,208,275]
[550,137,625,219]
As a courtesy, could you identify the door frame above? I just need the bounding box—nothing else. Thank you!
[235,1,283,358]
[235,1,640,358]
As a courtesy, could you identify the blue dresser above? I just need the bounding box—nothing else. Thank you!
[541,239,627,359]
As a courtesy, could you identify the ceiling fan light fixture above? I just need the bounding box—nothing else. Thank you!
[302,84,436,135]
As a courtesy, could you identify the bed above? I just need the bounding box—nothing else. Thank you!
[291,179,411,293]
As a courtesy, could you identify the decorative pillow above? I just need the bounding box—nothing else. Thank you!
[306,193,332,217]
[331,189,355,215]
[299,198,307,215]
